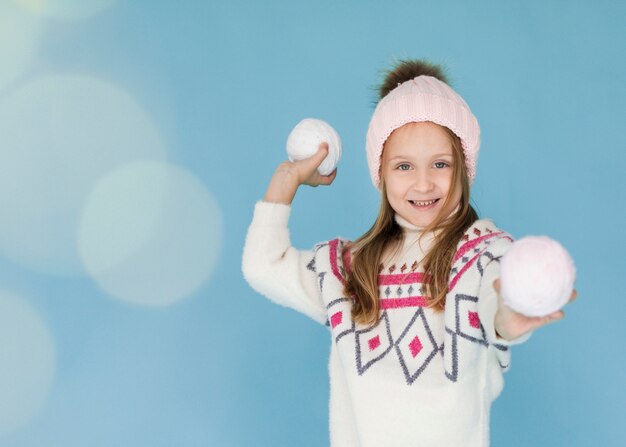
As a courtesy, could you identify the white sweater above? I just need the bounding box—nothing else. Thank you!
[242,201,529,447]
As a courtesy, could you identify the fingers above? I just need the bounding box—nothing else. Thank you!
[317,168,337,184]
[301,142,337,187]
[528,310,565,332]
[493,278,501,293]
[547,310,565,322]
[294,142,334,186]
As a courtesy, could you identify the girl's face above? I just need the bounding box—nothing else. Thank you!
[381,121,461,229]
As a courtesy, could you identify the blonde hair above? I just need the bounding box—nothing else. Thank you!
[344,125,477,327]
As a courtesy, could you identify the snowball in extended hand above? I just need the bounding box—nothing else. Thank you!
[500,236,576,317]
[286,118,342,176]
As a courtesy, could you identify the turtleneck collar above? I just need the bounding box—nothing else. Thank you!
[394,214,423,233]
[380,214,435,266]
[393,213,438,248]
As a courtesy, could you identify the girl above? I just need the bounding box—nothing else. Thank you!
[242,60,574,447]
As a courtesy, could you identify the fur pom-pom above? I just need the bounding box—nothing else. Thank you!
[378,59,449,99]
[500,236,576,317]
[286,118,341,176]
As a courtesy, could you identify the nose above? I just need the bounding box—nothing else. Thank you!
[411,168,434,193]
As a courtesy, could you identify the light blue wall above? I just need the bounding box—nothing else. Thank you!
[0,1,624,446]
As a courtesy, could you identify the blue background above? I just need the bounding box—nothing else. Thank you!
[0,0,624,446]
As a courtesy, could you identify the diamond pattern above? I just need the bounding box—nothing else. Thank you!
[355,312,393,375]
[315,223,512,387]
[394,309,439,384]
[326,297,354,342]
[368,335,381,351]
[409,336,423,357]
[454,294,487,345]
[330,311,343,328]
[468,311,480,329]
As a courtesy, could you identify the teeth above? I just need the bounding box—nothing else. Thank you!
[410,199,437,206]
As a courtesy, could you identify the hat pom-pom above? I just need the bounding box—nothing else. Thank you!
[286,118,341,176]
[500,236,576,317]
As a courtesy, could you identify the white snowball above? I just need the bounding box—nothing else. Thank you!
[286,118,341,176]
[500,236,576,317]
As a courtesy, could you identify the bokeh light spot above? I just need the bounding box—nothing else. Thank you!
[13,0,118,20]
[0,2,41,91]
[0,75,167,275]
[0,292,56,438]
[79,161,223,307]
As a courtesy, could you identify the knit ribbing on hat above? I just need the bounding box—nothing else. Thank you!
[366,76,480,189]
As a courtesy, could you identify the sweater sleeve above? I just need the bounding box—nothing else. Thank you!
[241,201,327,325]
[478,256,532,349]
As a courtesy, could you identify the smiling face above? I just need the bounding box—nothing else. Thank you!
[381,121,462,229]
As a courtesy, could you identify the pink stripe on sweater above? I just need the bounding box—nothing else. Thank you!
[380,296,428,309]
[329,239,347,285]
[342,244,352,274]
[378,272,427,285]
[454,232,504,262]
[449,252,481,291]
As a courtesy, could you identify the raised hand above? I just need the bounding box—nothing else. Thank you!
[492,278,577,341]
[264,143,337,205]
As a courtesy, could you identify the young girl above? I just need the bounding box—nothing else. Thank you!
[242,60,573,447]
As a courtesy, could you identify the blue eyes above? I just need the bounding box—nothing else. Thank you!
[396,162,449,170]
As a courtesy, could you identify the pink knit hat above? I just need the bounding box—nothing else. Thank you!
[365,75,480,189]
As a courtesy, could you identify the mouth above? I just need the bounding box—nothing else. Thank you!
[408,198,440,208]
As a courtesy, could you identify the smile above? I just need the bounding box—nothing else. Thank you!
[408,199,439,207]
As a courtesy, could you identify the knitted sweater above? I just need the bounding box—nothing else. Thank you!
[242,201,529,447]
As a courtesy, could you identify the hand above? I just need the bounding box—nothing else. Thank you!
[285,142,337,187]
[263,143,337,204]
[492,278,577,341]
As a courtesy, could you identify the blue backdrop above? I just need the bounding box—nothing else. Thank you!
[0,1,624,446]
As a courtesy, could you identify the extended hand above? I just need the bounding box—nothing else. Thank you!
[493,278,577,341]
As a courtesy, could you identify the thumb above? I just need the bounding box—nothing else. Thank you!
[306,142,329,166]
[296,142,329,174]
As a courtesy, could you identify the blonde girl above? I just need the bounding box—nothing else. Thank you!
[242,60,573,447]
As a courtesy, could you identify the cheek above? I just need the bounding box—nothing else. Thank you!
[385,185,401,203]
[385,177,408,199]
[440,170,456,191]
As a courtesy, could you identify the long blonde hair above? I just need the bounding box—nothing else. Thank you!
[344,126,478,327]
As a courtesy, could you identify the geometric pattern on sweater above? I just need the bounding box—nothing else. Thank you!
[354,311,393,374]
[379,271,428,309]
[394,307,441,384]
[317,219,514,385]
[453,293,488,346]
[326,297,355,343]
[444,223,514,382]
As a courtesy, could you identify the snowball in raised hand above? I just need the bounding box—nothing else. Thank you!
[286,118,342,176]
